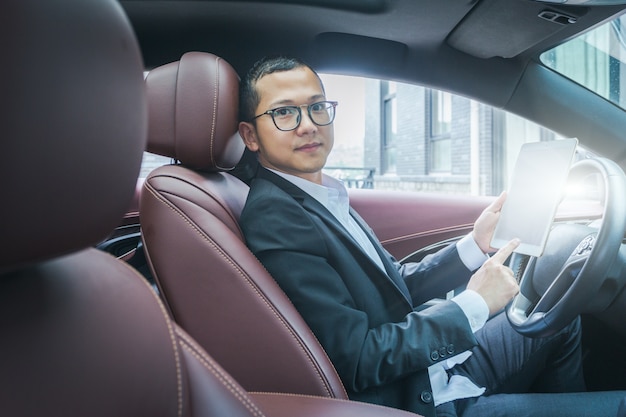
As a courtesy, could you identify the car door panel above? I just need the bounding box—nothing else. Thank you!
[349,189,603,263]
[349,189,492,261]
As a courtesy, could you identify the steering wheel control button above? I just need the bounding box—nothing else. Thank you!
[572,235,595,257]
[420,391,433,404]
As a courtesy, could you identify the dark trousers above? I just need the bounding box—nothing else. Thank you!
[436,312,626,417]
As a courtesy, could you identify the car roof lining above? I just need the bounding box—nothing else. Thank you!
[121,0,623,89]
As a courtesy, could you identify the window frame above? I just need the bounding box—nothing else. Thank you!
[428,89,452,173]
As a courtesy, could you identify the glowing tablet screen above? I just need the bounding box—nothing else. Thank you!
[490,138,578,257]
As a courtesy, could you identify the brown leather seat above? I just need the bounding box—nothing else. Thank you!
[141,51,348,399]
[0,1,276,415]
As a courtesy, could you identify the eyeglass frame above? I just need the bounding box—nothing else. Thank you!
[252,100,338,131]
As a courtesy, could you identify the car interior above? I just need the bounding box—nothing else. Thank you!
[5,0,626,415]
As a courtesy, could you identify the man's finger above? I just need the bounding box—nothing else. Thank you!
[486,191,507,213]
[490,238,520,264]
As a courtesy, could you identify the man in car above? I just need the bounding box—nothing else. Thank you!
[237,56,625,417]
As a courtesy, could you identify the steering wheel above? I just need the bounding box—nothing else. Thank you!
[506,157,626,337]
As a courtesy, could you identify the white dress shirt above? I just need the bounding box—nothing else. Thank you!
[269,169,490,406]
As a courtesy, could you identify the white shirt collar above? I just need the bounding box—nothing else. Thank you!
[266,168,385,271]
[267,168,349,211]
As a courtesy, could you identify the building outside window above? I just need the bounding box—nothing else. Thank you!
[362,78,559,195]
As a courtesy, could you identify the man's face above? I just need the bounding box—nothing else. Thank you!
[240,66,334,184]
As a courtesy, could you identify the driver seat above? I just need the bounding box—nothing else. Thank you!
[140,51,347,399]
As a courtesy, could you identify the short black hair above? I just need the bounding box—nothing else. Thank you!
[239,56,324,123]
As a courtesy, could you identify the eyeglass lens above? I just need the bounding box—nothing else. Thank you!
[272,101,336,131]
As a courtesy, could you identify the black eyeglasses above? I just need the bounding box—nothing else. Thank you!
[253,100,338,131]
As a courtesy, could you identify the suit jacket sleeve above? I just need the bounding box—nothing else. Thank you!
[396,244,476,306]
[240,179,479,393]
[349,208,476,306]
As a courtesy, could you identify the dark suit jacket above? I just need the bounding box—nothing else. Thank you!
[240,167,480,416]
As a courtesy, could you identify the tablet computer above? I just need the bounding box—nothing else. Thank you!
[490,138,578,257]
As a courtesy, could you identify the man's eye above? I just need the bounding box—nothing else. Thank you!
[273,107,297,118]
[310,102,326,112]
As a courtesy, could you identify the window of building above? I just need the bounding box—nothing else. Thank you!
[429,90,452,172]
[382,81,397,174]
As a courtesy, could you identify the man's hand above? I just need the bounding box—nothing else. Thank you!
[467,238,520,316]
[473,192,507,254]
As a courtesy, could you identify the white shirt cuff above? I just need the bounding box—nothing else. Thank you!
[428,351,486,406]
[451,289,489,333]
[456,233,489,271]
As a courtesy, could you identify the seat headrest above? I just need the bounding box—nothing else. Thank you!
[145,52,243,172]
[1,0,147,272]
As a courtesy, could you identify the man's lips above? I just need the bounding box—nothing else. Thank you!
[295,142,322,152]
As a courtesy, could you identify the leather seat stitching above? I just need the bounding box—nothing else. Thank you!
[144,181,337,397]
[126,261,184,417]
[209,56,219,168]
[176,328,266,417]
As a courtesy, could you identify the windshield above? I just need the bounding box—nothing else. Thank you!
[542,12,626,110]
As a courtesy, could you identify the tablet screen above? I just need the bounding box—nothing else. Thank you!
[490,138,578,257]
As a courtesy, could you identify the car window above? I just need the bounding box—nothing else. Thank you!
[140,152,171,178]
[138,74,563,197]
[318,74,563,197]
[541,12,626,111]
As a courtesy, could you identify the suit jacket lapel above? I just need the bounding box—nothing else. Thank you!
[256,169,369,254]
[255,168,413,305]
[348,208,413,301]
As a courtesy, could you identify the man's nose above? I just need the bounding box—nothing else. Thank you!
[296,108,317,132]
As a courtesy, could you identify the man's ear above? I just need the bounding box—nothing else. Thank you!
[239,121,259,152]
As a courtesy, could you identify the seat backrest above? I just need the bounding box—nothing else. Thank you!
[0,3,278,416]
[141,52,347,399]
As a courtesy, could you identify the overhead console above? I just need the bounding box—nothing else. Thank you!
[447,0,586,59]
